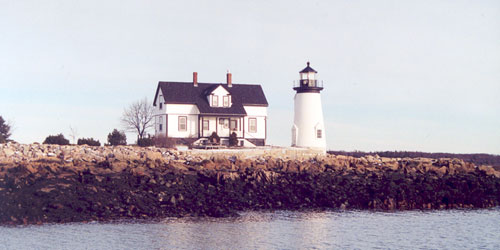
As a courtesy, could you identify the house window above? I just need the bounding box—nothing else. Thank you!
[223,96,229,107]
[249,118,257,133]
[203,120,209,130]
[178,116,187,131]
[212,95,218,107]
[317,129,322,138]
[159,124,163,131]
[159,102,163,109]
[219,118,228,128]
[230,119,237,131]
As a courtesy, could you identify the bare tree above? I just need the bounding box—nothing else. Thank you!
[69,125,79,145]
[121,98,154,140]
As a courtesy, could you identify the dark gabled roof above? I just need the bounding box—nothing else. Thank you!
[299,62,318,73]
[154,82,268,116]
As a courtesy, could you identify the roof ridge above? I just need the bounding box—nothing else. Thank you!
[159,81,262,86]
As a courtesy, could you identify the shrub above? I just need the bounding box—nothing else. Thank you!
[152,135,196,148]
[137,137,154,147]
[229,132,238,147]
[0,115,12,143]
[77,138,101,146]
[107,129,127,146]
[43,134,70,145]
[208,132,220,144]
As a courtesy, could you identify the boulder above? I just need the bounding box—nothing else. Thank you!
[3,148,15,157]
[479,165,500,178]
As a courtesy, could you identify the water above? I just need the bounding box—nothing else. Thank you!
[1,209,499,250]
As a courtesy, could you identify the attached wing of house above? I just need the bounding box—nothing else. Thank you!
[153,74,268,147]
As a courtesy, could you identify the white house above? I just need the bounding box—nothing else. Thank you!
[153,72,268,147]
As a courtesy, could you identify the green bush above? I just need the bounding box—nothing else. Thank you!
[229,132,238,147]
[0,115,11,143]
[43,134,70,145]
[137,137,154,147]
[208,132,220,144]
[77,138,101,146]
[107,129,126,146]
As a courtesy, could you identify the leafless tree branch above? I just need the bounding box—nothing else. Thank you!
[121,97,154,140]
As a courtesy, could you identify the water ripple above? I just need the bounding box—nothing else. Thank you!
[1,208,499,250]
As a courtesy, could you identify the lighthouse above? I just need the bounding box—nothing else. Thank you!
[292,62,326,152]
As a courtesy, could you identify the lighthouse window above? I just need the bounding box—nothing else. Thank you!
[249,118,257,133]
[317,129,322,138]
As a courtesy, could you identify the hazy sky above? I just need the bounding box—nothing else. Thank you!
[1,0,499,154]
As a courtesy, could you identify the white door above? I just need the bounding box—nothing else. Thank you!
[218,118,230,137]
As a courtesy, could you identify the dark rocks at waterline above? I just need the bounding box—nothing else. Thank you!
[1,153,500,225]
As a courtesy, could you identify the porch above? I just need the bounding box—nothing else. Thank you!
[198,115,244,138]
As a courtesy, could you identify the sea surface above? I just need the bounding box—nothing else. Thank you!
[1,208,500,250]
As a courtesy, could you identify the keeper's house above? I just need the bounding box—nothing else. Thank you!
[153,72,268,147]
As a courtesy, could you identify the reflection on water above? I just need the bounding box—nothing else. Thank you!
[1,208,500,249]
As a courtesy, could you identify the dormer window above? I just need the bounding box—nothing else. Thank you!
[212,95,218,107]
[209,85,232,107]
[159,102,163,109]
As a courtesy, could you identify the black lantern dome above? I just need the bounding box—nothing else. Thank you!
[293,62,323,93]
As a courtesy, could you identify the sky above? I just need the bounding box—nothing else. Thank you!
[0,0,499,154]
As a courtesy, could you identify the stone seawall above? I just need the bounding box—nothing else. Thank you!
[1,143,500,225]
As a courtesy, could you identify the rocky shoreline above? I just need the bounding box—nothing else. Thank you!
[1,143,500,225]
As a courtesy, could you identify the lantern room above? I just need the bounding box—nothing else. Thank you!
[294,62,323,93]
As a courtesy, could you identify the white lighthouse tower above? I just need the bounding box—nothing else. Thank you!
[292,62,326,153]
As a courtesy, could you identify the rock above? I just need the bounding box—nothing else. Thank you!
[145,151,162,161]
[479,165,500,178]
[385,162,399,171]
[1,143,500,225]
[3,148,15,157]
[435,166,447,177]
[201,160,216,170]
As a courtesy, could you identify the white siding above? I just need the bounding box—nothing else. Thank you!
[243,116,266,139]
[167,114,198,138]
[154,91,167,136]
[154,96,201,138]
[155,115,167,136]
[243,106,267,117]
[164,104,200,138]
[243,106,267,140]
[165,104,200,114]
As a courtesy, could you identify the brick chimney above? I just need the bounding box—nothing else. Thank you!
[193,72,198,87]
[226,71,232,87]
